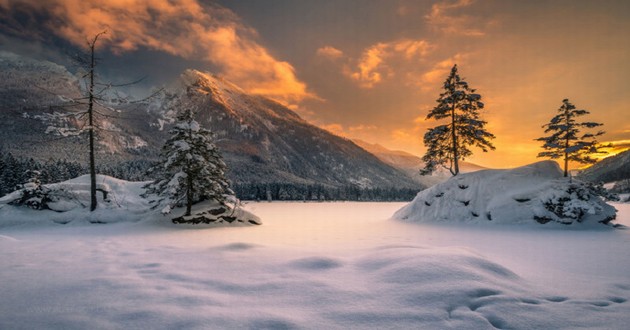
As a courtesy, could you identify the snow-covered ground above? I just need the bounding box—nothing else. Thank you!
[1,202,629,329]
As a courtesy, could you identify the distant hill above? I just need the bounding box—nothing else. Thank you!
[352,139,485,187]
[578,149,630,183]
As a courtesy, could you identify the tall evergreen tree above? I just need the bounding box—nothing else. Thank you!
[144,108,233,216]
[536,98,607,177]
[420,64,495,176]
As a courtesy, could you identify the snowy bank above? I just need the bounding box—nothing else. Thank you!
[393,161,617,226]
[0,175,260,227]
[1,202,629,329]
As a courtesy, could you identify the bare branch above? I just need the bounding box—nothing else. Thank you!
[95,76,147,88]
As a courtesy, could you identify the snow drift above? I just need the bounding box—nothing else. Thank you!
[393,161,617,226]
[0,175,261,227]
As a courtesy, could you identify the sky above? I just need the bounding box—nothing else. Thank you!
[0,0,629,168]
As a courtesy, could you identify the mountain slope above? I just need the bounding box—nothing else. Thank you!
[153,70,419,189]
[0,52,420,192]
[352,139,485,186]
[578,149,630,183]
[0,51,158,163]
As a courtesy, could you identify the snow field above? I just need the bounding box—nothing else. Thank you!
[1,202,629,329]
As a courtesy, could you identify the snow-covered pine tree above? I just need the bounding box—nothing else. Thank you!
[420,64,495,176]
[536,99,607,177]
[144,108,233,216]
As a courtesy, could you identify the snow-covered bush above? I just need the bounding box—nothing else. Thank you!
[541,181,617,224]
[7,170,50,210]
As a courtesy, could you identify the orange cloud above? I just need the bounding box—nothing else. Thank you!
[425,0,486,37]
[1,0,314,104]
[349,124,378,132]
[597,139,630,159]
[418,53,468,88]
[316,46,344,60]
[346,39,433,88]
[319,123,379,139]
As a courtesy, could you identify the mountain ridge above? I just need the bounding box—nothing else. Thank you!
[0,52,421,194]
[578,149,630,183]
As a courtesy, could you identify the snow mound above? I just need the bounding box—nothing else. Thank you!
[393,161,617,226]
[0,175,261,227]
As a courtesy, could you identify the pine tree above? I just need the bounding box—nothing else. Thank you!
[536,99,607,177]
[420,64,495,176]
[144,108,233,216]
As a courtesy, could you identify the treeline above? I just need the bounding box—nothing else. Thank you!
[0,152,152,197]
[0,152,84,197]
[233,183,419,202]
[0,152,420,201]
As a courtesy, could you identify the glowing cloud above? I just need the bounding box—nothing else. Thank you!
[419,53,468,87]
[0,0,314,104]
[316,46,344,60]
[597,140,630,159]
[318,123,378,139]
[425,0,486,37]
[346,39,433,88]
[349,124,378,132]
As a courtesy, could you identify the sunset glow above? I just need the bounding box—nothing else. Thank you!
[1,0,628,168]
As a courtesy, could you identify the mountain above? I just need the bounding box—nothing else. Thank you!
[0,51,159,164]
[153,70,419,189]
[578,149,630,183]
[352,139,485,186]
[0,52,420,195]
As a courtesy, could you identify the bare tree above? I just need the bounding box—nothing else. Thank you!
[41,31,159,211]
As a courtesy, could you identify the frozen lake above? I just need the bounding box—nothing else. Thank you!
[1,202,629,329]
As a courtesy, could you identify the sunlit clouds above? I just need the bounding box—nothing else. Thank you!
[318,123,378,138]
[598,140,630,159]
[344,39,433,88]
[1,0,628,169]
[418,53,468,87]
[316,46,344,60]
[425,0,488,36]
[0,0,315,104]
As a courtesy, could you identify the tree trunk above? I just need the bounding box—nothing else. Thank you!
[563,109,570,178]
[451,100,459,176]
[186,172,193,216]
[88,39,97,211]
[564,152,569,178]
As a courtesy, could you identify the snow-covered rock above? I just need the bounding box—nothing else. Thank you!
[171,200,262,226]
[393,161,617,226]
